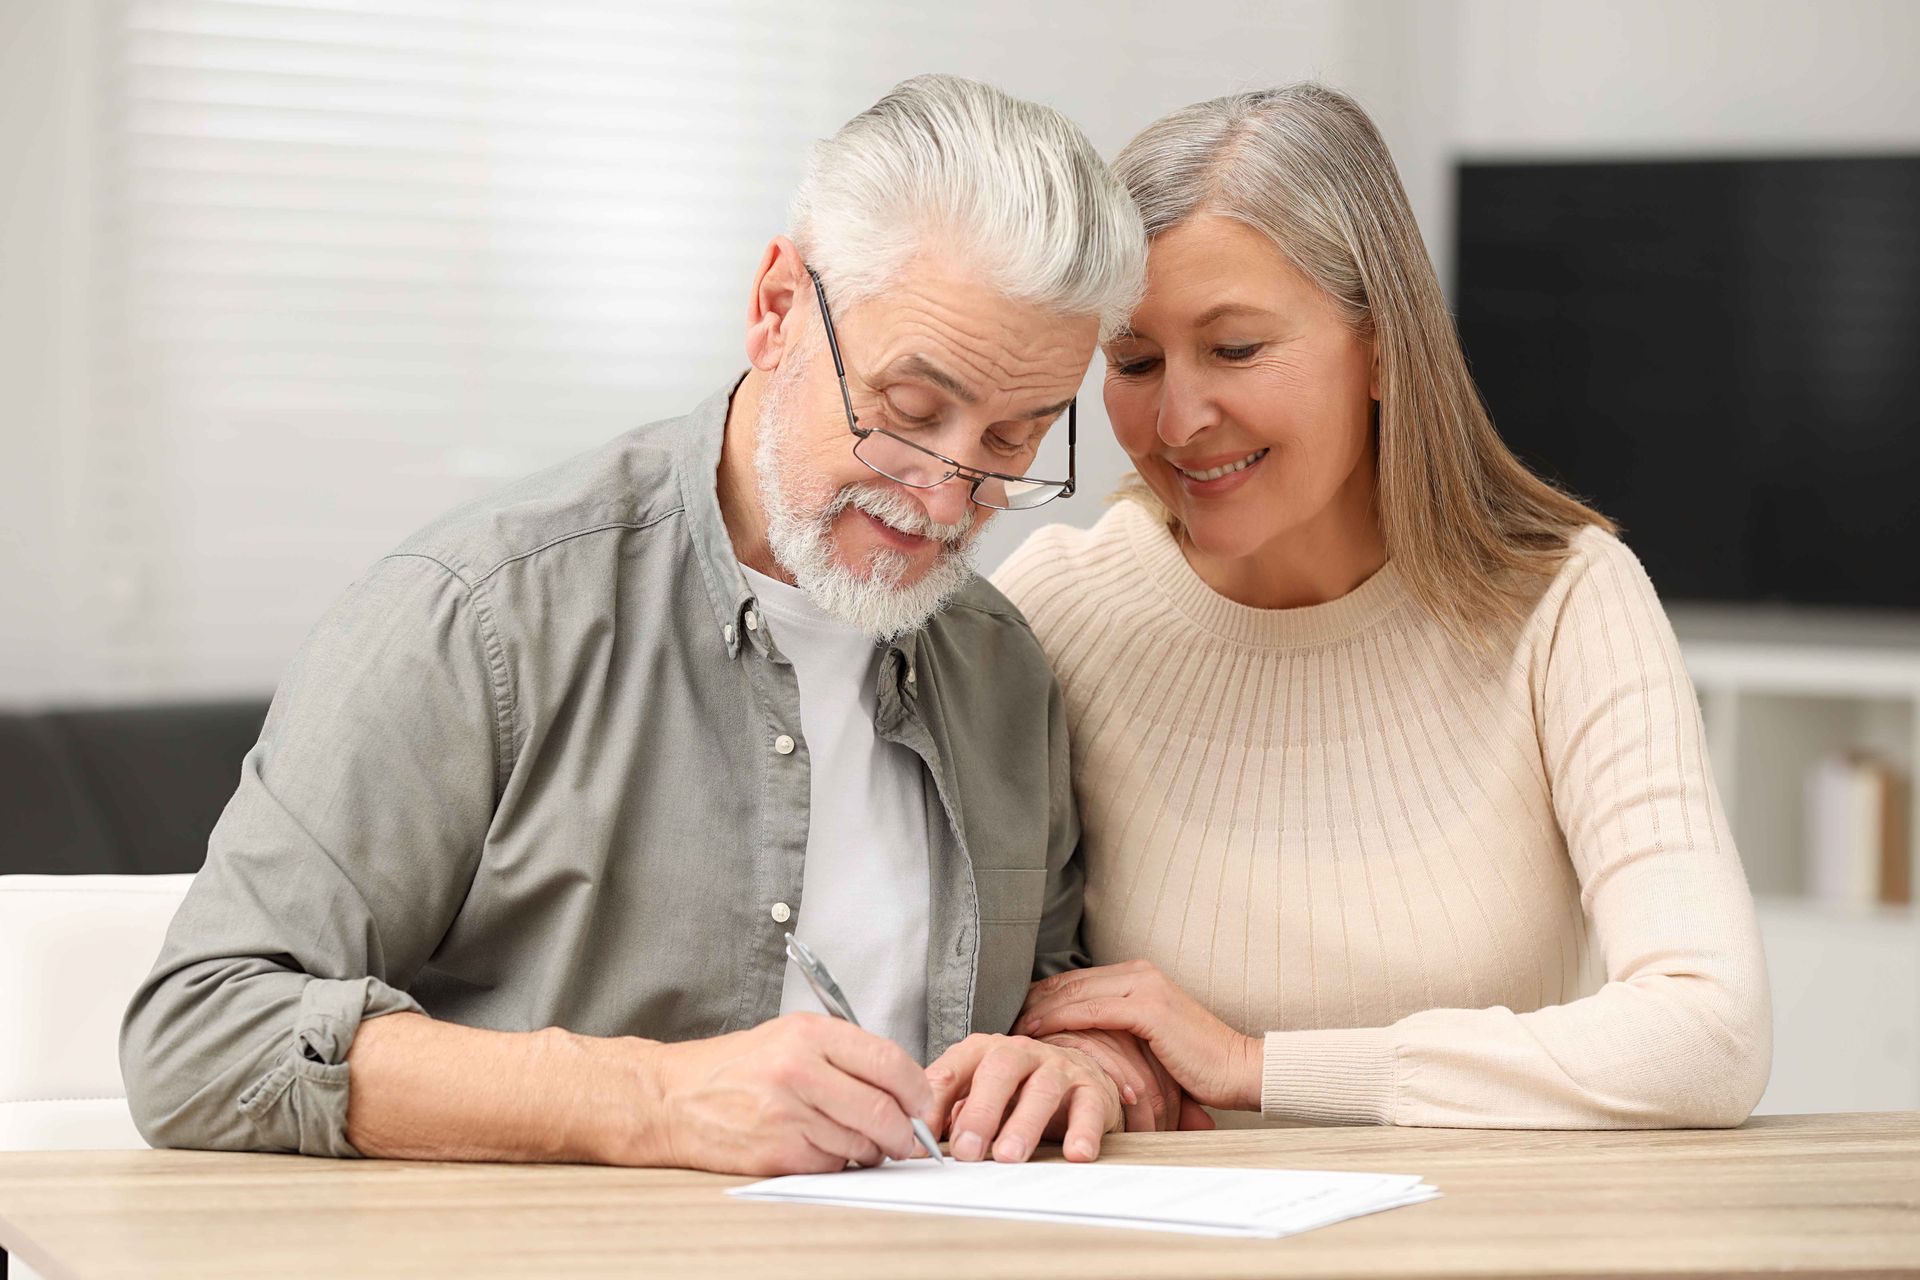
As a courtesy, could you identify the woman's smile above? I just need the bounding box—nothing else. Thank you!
[1169,446,1270,496]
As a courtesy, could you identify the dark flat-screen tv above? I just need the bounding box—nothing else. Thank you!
[1454,155,1920,611]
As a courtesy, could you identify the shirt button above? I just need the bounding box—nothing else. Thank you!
[906,665,916,686]
[770,902,792,923]
[774,734,796,755]
[745,609,760,632]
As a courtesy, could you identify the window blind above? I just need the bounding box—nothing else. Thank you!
[93,0,879,692]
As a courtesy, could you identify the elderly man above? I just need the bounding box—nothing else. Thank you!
[121,76,1162,1175]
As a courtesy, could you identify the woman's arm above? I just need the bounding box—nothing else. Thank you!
[1023,534,1773,1129]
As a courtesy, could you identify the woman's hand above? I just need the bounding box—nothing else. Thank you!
[1037,1028,1216,1133]
[1017,960,1263,1112]
[924,1034,1122,1163]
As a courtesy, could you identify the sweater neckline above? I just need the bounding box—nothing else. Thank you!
[1118,499,1410,649]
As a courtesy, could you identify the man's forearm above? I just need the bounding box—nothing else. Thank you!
[343,1012,663,1163]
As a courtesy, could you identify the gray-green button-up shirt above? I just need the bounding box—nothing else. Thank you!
[120,382,1086,1158]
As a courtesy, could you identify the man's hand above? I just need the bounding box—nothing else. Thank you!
[924,1033,1122,1164]
[624,1013,937,1176]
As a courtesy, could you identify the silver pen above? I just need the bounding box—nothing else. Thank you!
[784,932,948,1165]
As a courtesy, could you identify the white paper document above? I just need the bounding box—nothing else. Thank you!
[729,1159,1440,1238]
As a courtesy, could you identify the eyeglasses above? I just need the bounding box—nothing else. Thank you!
[805,265,1076,512]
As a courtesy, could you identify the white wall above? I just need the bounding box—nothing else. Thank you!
[1448,0,1920,150]
[2,0,1917,703]
[0,0,93,701]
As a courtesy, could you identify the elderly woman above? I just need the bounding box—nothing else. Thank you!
[971,83,1771,1139]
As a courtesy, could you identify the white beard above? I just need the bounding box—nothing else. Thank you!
[754,352,982,642]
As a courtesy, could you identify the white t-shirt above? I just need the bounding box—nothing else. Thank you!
[744,565,932,1060]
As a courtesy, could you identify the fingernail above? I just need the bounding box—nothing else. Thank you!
[954,1131,985,1161]
[1121,1084,1138,1104]
[994,1137,1028,1163]
[1069,1138,1094,1160]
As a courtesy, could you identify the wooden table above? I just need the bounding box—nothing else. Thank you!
[2,1113,1916,1279]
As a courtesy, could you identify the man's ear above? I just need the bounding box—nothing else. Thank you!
[746,236,807,372]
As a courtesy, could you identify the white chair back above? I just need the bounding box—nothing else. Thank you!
[0,874,192,1151]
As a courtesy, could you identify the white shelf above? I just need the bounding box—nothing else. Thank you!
[1753,893,1915,929]
[1674,606,1920,696]
[1672,607,1920,1116]
[1683,643,1920,698]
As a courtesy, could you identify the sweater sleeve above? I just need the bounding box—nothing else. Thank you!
[1259,533,1773,1128]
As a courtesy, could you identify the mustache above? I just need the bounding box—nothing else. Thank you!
[825,481,975,545]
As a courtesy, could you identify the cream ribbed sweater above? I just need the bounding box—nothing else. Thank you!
[993,500,1771,1128]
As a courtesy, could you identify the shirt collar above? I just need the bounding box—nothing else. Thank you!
[671,377,757,659]
[670,375,924,692]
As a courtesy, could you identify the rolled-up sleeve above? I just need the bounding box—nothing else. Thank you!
[121,552,507,1155]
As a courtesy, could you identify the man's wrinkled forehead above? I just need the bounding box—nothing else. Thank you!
[843,264,1098,415]
[872,353,1076,423]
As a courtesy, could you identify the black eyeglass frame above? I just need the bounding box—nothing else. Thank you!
[804,265,1077,510]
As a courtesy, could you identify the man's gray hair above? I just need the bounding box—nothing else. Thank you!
[790,75,1146,338]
